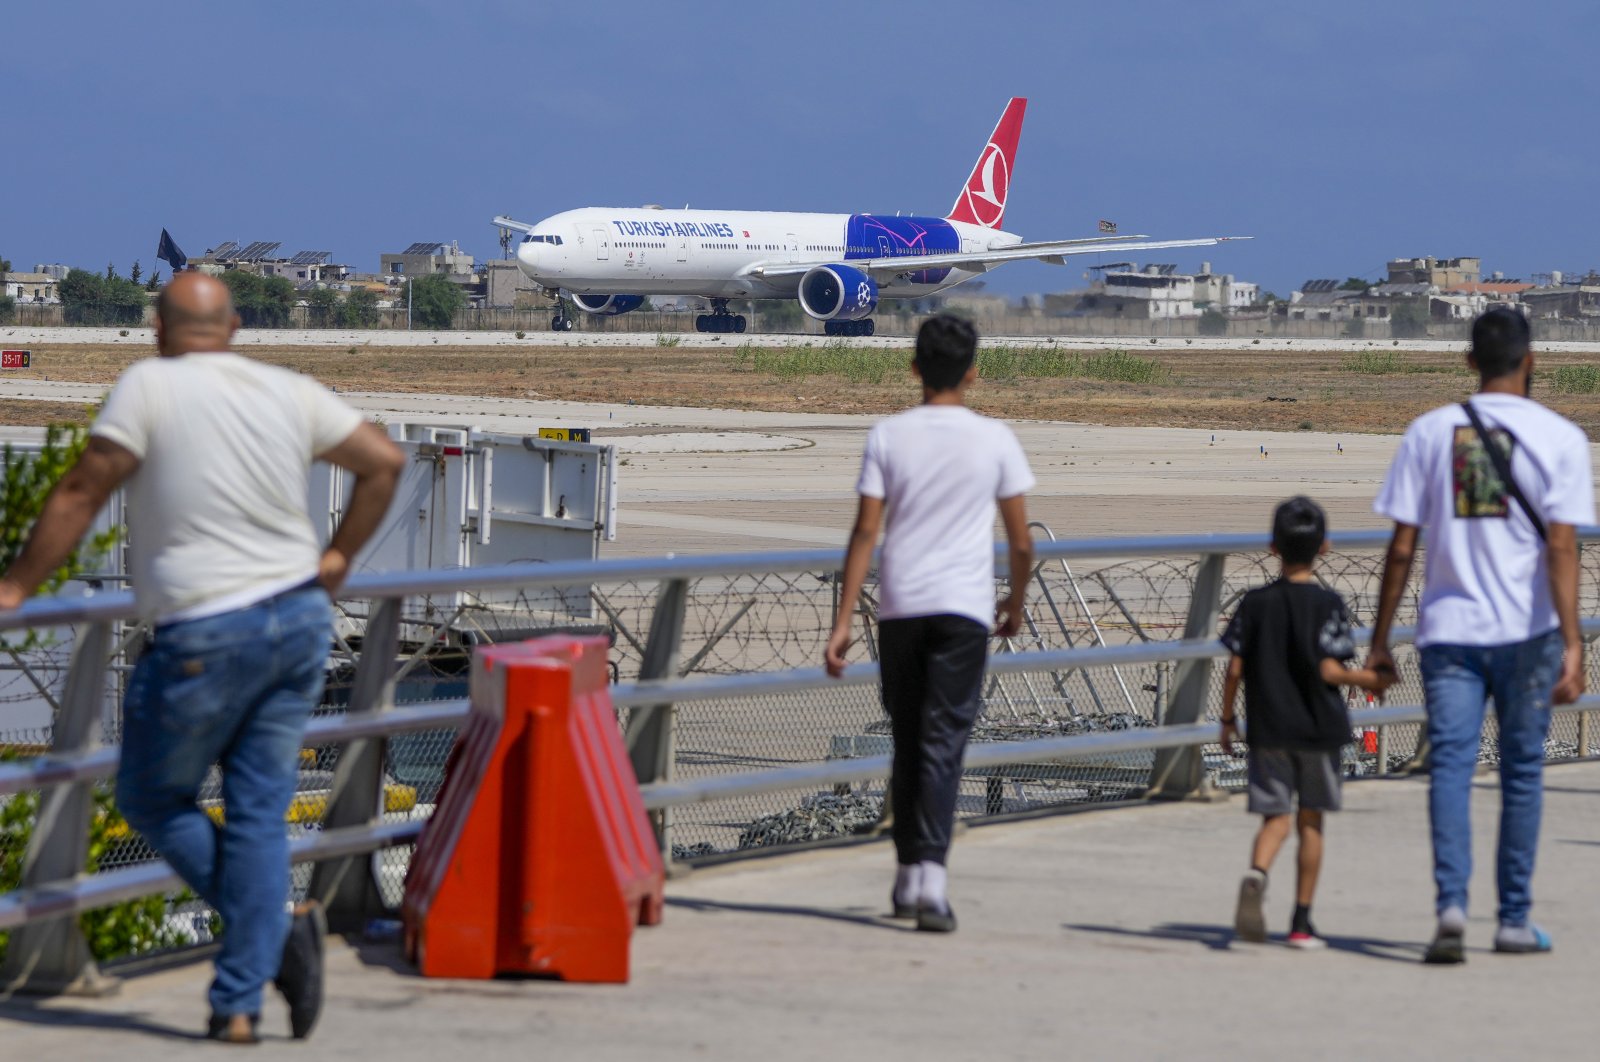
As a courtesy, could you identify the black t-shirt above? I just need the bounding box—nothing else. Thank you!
[1221,579,1356,751]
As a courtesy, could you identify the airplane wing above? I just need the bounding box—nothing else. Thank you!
[748,235,1252,283]
[492,215,536,234]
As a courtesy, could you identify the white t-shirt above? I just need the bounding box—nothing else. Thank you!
[1374,392,1595,647]
[92,353,365,623]
[855,404,1035,626]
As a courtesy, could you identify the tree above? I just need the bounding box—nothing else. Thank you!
[1390,299,1430,339]
[407,274,466,329]
[1338,277,1370,291]
[305,288,340,327]
[105,262,116,282]
[221,270,295,328]
[146,269,161,292]
[60,269,109,325]
[1197,308,1228,336]
[340,288,379,328]
[104,274,147,325]
[129,261,142,286]
[0,294,13,324]
[1256,290,1281,306]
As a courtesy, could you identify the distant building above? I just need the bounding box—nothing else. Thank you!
[191,241,351,285]
[1078,265,1198,319]
[1522,272,1600,320]
[1283,279,1362,321]
[381,241,474,279]
[3,272,61,304]
[1387,256,1481,288]
[1192,261,1258,311]
[485,260,541,308]
[32,264,71,281]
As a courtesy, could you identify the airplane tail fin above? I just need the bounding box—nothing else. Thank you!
[947,97,1026,230]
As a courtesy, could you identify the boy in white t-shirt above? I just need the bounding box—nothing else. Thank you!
[824,315,1035,932]
[1370,307,1594,964]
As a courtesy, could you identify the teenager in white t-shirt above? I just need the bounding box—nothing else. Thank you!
[825,315,1035,932]
[1369,306,1594,964]
[0,274,404,1042]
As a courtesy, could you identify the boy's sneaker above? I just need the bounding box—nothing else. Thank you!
[1424,905,1467,965]
[1234,870,1267,944]
[916,902,957,933]
[1286,930,1326,950]
[1493,923,1552,954]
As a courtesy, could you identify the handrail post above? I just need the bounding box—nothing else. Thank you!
[309,597,401,933]
[625,578,688,861]
[1149,553,1227,800]
[0,622,118,996]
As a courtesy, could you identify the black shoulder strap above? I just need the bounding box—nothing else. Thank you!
[1460,401,1547,542]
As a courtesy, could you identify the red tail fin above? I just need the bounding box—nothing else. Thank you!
[947,97,1026,230]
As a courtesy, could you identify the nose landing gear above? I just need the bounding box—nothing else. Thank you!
[550,313,574,332]
[694,299,747,334]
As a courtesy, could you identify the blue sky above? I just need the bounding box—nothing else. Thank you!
[4,1,1595,298]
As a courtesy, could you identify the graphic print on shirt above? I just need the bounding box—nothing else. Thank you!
[1451,425,1514,519]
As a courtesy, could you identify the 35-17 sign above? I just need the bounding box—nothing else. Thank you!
[1,350,31,369]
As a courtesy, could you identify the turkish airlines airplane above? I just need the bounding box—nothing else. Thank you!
[495,98,1246,335]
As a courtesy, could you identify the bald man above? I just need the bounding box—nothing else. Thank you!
[0,273,403,1042]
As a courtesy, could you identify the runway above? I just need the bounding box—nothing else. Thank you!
[8,323,1600,354]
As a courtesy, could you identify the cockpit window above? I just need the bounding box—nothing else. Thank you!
[520,234,564,245]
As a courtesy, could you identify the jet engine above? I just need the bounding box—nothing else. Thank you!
[571,293,646,316]
[797,265,878,322]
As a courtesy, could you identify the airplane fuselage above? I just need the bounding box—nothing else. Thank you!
[515,207,1022,301]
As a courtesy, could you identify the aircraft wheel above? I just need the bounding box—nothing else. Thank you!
[695,314,708,332]
[550,315,563,332]
[562,317,574,331]
[734,315,747,334]
[863,319,875,337]
[824,320,839,337]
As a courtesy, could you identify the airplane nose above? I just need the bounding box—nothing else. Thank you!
[516,240,540,275]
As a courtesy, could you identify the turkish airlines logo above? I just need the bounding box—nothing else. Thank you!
[962,141,1010,228]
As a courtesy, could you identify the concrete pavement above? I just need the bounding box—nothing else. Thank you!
[6,760,1599,1061]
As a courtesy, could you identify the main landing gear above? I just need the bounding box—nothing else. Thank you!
[825,319,875,337]
[695,299,747,334]
[549,313,574,332]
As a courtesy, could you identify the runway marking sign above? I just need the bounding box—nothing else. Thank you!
[1,350,31,369]
[538,427,592,443]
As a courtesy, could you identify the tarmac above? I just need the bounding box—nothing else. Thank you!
[0,378,1419,554]
[4,759,1599,1061]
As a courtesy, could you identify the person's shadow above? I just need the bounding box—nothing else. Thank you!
[667,895,911,931]
[1062,922,1426,963]
[0,997,207,1042]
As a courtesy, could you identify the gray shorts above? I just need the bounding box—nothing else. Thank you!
[1246,748,1342,816]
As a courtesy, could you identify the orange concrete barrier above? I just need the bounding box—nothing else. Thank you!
[402,635,664,982]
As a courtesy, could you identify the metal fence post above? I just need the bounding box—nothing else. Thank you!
[0,622,117,996]
[1149,553,1227,800]
[309,598,400,933]
[625,579,688,859]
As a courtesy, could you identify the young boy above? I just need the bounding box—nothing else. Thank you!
[824,314,1035,933]
[1220,496,1395,948]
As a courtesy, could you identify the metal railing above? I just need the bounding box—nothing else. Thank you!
[2,529,1598,996]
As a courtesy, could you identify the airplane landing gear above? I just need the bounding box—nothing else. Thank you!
[824,319,875,338]
[695,299,747,334]
[550,313,574,332]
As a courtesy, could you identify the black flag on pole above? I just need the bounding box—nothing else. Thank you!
[156,229,187,273]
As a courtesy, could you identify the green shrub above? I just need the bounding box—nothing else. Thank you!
[732,341,1168,386]
[1551,364,1600,394]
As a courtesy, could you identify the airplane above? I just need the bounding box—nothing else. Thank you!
[494,97,1248,336]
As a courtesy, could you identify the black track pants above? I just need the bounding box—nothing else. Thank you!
[878,614,989,866]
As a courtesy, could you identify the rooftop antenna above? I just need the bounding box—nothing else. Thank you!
[497,225,513,259]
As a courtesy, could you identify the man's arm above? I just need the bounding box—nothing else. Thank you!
[1367,522,1419,674]
[316,422,405,595]
[995,494,1034,638]
[1547,522,1585,705]
[1319,657,1396,695]
[1219,655,1244,755]
[823,496,883,678]
[0,438,140,610]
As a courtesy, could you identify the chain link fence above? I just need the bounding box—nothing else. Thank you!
[5,543,1600,935]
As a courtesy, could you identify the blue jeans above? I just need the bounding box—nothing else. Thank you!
[1420,630,1563,926]
[117,584,332,1017]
